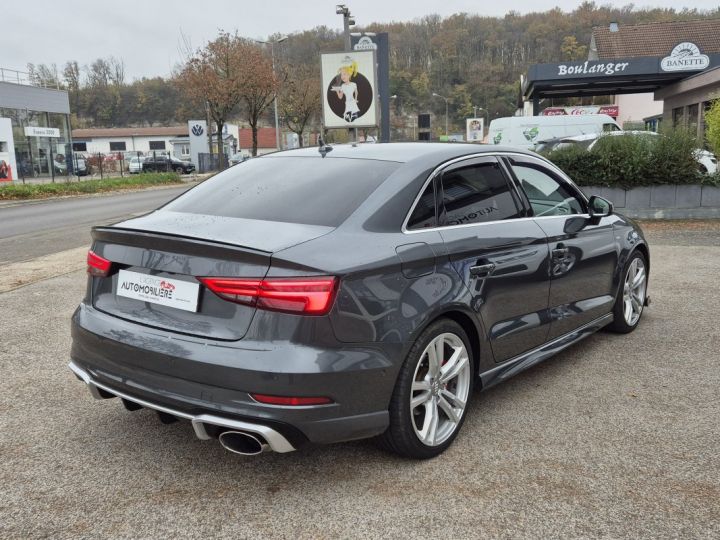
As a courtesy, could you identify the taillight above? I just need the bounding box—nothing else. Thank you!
[87,250,111,277]
[250,393,333,406]
[198,276,338,315]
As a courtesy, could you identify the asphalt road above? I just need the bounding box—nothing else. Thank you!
[0,222,718,538]
[0,185,192,265]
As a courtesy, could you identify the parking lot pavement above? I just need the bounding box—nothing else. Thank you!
[1,228,719,538]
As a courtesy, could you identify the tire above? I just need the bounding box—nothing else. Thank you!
[174,166,184,174]
[607,250,648,333]
[379,318,474,459]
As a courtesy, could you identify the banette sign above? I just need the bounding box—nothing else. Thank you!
[660,42,710,72]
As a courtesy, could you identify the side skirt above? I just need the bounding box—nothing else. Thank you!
[478,313,613,390]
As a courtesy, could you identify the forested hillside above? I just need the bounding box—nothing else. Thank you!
[26,2,720,132]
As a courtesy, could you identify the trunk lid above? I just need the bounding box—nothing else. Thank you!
[89,211,334,340]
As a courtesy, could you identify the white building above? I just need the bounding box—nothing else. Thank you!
[71,126,189,158]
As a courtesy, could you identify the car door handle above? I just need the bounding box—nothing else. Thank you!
[469,263,496,277]
[552,247,569,258]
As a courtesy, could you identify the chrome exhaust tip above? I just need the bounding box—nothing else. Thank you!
[218,431,268,456]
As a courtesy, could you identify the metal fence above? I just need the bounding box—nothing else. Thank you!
[198,153,221,173]
[11,150,195,184]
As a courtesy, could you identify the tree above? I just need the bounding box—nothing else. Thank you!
[281,66,321,147]
[705,98,720,157]
[179,32,277,162]
[26,63,61,88]
[561,36,588,61]
[238,45,279,156]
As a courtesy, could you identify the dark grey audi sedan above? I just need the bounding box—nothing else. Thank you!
[70,143,649,459]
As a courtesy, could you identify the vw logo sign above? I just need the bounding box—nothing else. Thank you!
[191,124,204,136]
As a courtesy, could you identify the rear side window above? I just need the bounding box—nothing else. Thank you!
[164,157,400,227]
[440,160,521,226]
[407,181,436,230]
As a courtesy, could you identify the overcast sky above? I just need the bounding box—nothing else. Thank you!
[4,0,719,80]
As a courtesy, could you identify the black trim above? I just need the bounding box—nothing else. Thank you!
[79,369,309,449]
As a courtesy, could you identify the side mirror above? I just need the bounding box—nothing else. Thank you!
[563,216,589,235]
[588,195,613,218]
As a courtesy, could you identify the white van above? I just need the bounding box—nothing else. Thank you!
[488,114,620,150]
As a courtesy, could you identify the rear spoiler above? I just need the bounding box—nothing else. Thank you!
[91,226,271,265]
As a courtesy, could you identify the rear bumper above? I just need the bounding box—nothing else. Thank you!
[69,360,297,452]
[70,304,396,447]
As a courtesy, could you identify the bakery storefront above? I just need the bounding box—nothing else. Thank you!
[523,20,720,129]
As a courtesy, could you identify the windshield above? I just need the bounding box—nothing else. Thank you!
[164,156,400,227]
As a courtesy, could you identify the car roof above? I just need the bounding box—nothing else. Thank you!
[260,142,537,164]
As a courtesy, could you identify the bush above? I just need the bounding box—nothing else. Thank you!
[543,129,706,189]
[706,98,720,156]
[0,172,181,200]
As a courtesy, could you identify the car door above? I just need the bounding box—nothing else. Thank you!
[504,154,617,339]
[433,155,552,363]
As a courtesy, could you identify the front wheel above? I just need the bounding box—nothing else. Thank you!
[608,251,647,333]
[379,318,474,459]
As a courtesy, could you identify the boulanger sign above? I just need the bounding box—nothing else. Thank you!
[530,44,718,84]
[557,60,630,76]
[321,50,379,129]
[661,42,710,72]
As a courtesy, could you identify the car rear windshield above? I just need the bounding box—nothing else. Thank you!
[164,156,400,227]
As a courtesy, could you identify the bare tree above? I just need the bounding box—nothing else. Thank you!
[179,32,278,161]
[281,66,321,147]
[109,57,126,87]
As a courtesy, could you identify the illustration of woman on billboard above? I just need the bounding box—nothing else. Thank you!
[331,56,360,122]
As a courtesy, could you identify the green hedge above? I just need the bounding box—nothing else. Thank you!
[542,129,715,189]
[0,172,182,200]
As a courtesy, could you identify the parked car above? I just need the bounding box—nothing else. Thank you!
[70,143,649,459]
[695,149,718,174]
[229,152,250,166]
[544,131,718,174]
[142,156,195,174]
[488,114,621,150]
[128,157,144,174]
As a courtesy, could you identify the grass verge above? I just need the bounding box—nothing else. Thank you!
[0,173,183,200]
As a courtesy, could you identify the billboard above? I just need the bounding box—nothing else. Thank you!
[187,120,209,167]
[466,118,484,142]
[321,51,378,129]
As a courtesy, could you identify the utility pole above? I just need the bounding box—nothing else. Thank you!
[336,5,354,52]
[433,93,449,137]
[256,36,288,151]
[336,5,356,142]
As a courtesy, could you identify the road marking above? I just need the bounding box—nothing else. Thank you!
[0,246,88,293]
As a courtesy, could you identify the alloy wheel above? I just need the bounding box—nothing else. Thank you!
[410,332,471,447]
[623,257,646,326]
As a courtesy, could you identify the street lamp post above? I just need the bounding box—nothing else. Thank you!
[336,5,356,142]
[432,93,449,137]
[256,36,288,151]
[336,5,355,52]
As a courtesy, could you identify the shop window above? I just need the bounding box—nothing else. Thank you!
[149,141,166,150]
[181,145,190,156]
[109,141,126,151]
[672,107,684,128]
[688,104,699,133]
[73,142,87,152]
